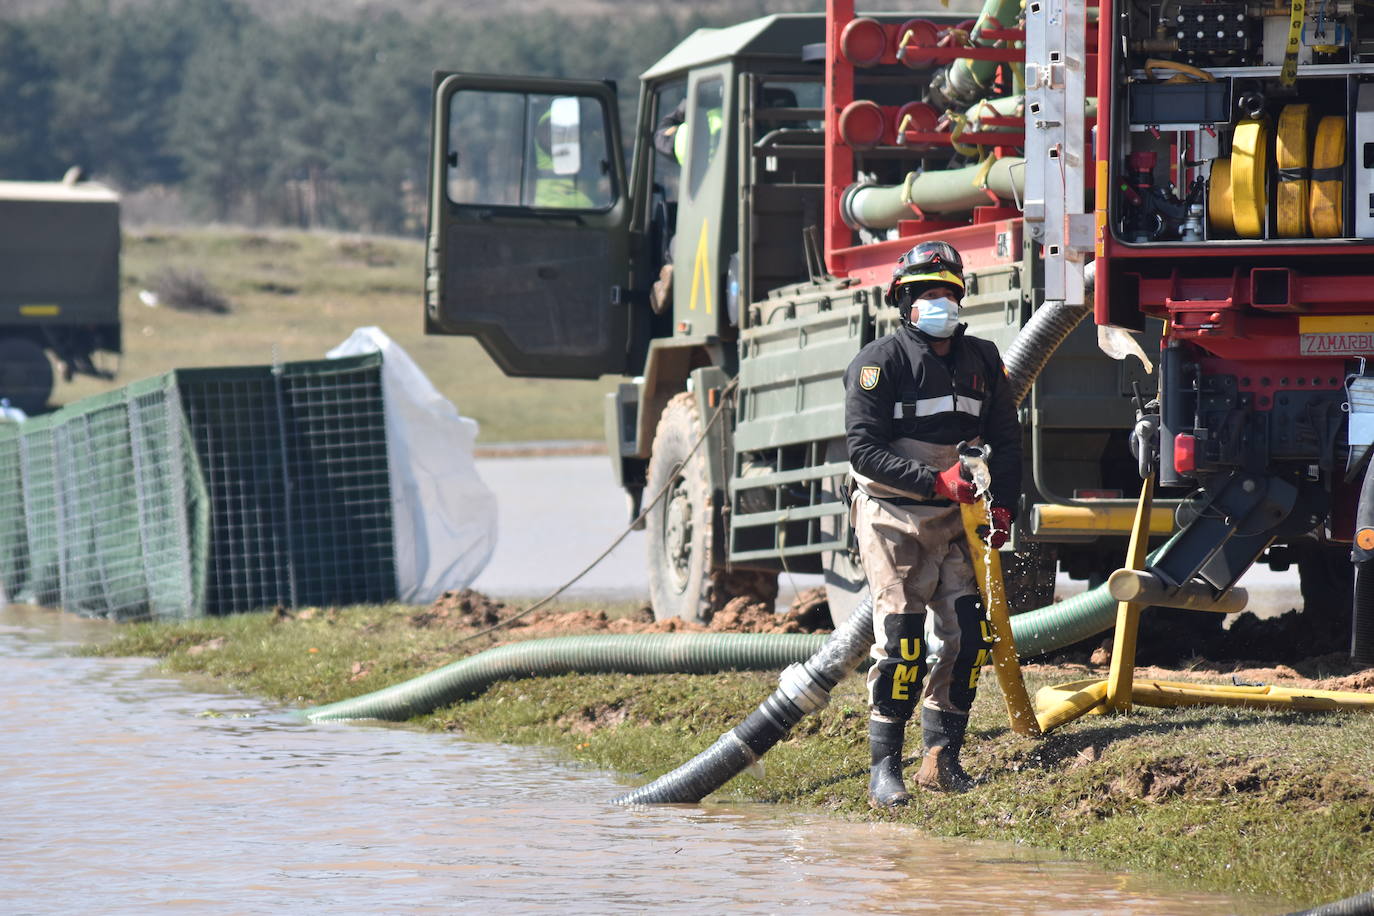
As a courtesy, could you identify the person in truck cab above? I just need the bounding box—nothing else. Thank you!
[842,239,1022,808]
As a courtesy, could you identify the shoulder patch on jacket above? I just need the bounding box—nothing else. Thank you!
[858,366,880,390]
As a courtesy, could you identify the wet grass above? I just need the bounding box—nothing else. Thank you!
[82,603,1374,908]
[60,225,618,442]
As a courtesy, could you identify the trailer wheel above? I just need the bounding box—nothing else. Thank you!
[646,392,717,623]
[0,337,53,415]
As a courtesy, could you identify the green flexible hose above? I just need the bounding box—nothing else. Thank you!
[305,632,828,722]
[304,567,1143,722]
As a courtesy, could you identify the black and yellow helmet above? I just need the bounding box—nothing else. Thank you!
[884,240,965,312]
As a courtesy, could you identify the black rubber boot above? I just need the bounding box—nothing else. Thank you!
[914,707,974,793]
[867,718,912,809]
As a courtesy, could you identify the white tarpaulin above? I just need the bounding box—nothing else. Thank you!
[328,327,497,602]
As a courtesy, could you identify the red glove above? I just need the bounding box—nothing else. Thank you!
[984,506,1013,549]
[934,462,976,504]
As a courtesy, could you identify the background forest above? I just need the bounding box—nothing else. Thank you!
[0,0,840,234]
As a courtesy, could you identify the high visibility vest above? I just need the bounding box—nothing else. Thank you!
[674,107,722,166]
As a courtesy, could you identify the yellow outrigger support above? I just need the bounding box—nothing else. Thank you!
[1001,474,1374,734]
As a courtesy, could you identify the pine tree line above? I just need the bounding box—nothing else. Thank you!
[1,0,790,234]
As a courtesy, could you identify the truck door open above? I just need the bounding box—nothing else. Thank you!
[425,73,631,379]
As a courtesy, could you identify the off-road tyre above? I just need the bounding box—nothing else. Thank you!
[820,439,868,626]
[0,336,53,415]
[646,392,778,622]
[1297,542,1354,652]
[646,392,719,623]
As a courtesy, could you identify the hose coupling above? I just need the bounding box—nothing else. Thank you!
[777,662,832,715]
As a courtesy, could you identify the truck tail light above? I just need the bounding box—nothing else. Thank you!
[1173,433,1197,475]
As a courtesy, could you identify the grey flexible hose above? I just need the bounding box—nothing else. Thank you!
[614,598,877,805]
[1284,890,1374,916]
[1003,262,1095,409]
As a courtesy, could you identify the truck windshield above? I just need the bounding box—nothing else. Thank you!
[446,90,614,211]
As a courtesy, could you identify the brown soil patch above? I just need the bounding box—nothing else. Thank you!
[557,702,632,734]
[411,587,836,637]
[1126,657,1374,694]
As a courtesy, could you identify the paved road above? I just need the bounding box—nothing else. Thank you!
[467,453,823,604]
[468,453,1303,616]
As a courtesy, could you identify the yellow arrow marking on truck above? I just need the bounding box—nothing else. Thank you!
[688,219,713,315]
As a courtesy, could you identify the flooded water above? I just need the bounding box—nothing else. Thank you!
[0,604,1291,915]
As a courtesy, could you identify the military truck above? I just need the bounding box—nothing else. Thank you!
[0,176,121,415]
[423,4,1360,643]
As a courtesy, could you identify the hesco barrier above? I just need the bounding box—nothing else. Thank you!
[0,353,397,620]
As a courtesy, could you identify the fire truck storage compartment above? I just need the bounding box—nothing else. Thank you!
[1115,0,1374,245]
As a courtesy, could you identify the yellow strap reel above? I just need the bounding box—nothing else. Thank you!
[1208,158,1234,236]
[1275,104,1311,238]
[1231,118,1271,239]
[1310,115,1346,238]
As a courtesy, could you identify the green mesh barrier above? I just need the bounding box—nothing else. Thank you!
[0,353,395,620]
[177,355,395,615]
[0,424,26,600]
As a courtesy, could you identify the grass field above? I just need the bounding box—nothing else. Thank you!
[57,226,619,443]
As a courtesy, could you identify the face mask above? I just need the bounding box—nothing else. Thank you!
[912,297,960,338]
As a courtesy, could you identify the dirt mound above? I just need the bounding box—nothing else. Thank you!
[412,587,836,637]
[411,588,511,628]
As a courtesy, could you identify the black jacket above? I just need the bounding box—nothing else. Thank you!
[843,324,1022,512]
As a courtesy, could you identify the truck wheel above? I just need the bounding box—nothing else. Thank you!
[1298,542,1354,652]
[0,337,53,415]
[819,440,868,627]
[823,549,868,627]
[646,392,716,623]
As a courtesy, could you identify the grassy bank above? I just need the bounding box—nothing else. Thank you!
[83,603,1374,908]
[60,226,618,443]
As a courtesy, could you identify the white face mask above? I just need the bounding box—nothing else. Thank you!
[913,296,960,338]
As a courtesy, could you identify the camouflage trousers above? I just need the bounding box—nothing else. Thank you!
[852,491,994,724]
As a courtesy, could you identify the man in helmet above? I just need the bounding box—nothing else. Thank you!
[842,239,1021,808]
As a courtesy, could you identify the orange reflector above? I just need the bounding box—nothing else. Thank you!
[1358,528,1374,551]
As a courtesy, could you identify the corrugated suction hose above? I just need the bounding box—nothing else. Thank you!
[614,599,877,805]
[1002,261,1095,408]
[305,633,830,722]
[1283,888,1374,916]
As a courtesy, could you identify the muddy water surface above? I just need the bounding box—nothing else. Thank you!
[0,604,1290,914]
